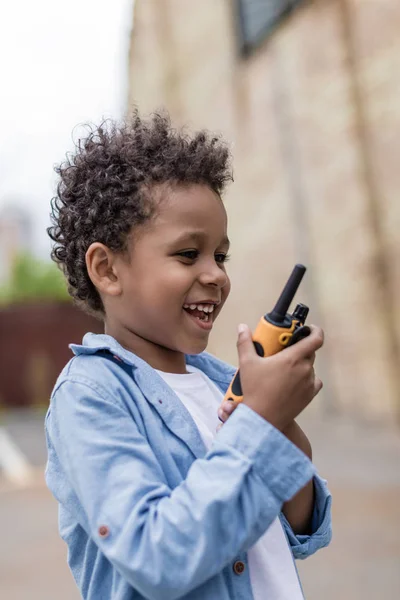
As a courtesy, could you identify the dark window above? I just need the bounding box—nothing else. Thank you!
[235,0,306,56]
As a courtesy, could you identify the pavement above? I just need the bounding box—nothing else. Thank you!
[1,408,400,600]
[296,413,400,599]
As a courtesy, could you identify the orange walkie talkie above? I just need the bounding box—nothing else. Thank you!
[222,264,311,407]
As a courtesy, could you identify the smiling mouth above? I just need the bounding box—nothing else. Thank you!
[183,305,215,330]
[183,306,211,322]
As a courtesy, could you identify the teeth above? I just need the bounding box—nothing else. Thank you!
[183,303,216,313]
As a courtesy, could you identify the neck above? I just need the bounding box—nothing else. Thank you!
[104,319,188,374]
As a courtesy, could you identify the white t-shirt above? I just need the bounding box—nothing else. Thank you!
[156,365,304,600]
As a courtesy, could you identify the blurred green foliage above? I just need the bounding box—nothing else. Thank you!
[0,253,70,305]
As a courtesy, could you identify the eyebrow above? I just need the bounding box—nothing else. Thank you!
[172,231,230,248]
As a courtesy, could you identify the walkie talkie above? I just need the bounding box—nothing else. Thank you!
[222,264,311,407]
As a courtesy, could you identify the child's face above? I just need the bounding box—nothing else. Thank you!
[110,184,231,364]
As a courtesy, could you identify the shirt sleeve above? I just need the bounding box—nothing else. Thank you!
[46,379,316,600]
[279,473,332,559]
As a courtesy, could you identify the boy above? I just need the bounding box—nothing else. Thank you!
[45,111,331,600]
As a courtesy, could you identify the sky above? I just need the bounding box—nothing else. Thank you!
[0,0,134,259]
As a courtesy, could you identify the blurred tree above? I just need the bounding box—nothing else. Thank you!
[0,253,70,305]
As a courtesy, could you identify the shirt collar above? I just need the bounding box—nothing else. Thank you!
[70,333,235,386]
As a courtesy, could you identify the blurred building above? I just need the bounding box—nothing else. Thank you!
[128,0,400,425]
[0,203,33,284]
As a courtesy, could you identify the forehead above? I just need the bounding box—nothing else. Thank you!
[149,184,228,242]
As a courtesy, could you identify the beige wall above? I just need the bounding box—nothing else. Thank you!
[129,0,400,424]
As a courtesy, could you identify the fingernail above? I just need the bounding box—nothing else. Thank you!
[223,402,234,414]
[238,324,246,335]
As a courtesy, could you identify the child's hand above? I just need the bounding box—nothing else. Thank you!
[236,323,324,431]
[216,400,238,431]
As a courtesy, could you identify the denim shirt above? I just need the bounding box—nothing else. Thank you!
[45,333,332,600]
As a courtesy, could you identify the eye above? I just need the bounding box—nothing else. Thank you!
[176,250,230,264]
[215,253,230,264]
[177,250,199,261]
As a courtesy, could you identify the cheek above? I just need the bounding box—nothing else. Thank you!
[213,275,231,319]
[223,275,231,299]
[123,265,188,313]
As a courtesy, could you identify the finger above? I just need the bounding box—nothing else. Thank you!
[218,401,237,423]
[222,400,237,415]
[217,408,226,423]
[236,324,257,366]
[306,351,316,366]
[286,324,324,360]
[313,377,323,397]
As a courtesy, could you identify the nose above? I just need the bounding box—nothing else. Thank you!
[198,260,229,289]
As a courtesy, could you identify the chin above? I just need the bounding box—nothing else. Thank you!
[182,338,209,356]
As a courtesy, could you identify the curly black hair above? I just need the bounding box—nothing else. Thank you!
[48,110,233,318]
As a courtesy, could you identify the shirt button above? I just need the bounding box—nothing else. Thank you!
[98,525,110,538]
[233,560,245,575]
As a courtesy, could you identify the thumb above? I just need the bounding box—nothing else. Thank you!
[236,323,254,365]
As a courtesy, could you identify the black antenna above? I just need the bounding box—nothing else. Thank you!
[268,264,306,323]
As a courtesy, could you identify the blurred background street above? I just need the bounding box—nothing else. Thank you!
[1,0,400,598]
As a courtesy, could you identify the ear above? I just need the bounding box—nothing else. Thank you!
[85,243,122,298]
